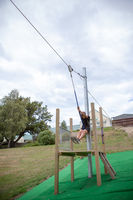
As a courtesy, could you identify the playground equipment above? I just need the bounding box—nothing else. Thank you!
[9,2,115,193]
[54,103,116,194]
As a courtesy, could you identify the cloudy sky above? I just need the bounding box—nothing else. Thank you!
[0,0,133,127]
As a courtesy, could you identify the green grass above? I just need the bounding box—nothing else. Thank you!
[0,127,133,200]
[0,145,70,200]
[18,151,133,200]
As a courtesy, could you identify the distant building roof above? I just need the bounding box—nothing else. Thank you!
[112,114,133,120]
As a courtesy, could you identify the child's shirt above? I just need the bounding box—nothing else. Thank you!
[80,115,90,132]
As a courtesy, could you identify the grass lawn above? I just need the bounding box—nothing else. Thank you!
[18,151,133,200]
[0,127,133,200]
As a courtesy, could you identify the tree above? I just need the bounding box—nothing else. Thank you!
[37,130,55,145]
[61,120,67,130]
[0,90,52,148]
[0,133,4,144]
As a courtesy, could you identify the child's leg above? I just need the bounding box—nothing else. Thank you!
[79,129,88,140]
[77,130,82,139]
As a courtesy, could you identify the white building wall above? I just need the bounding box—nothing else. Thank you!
[89,110,111,127]
[17,137,24,143]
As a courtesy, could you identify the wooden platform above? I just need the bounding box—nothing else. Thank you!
[54,107,116,195]
[59,150,103,157]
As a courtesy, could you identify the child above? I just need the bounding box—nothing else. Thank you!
[71,107,90,144]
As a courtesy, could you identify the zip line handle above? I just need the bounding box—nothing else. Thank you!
[68,65,73,73]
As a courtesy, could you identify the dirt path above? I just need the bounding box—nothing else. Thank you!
[119,126,133,137]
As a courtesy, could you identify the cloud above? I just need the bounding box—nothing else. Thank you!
[0,43,11,60]
[128,99,133,102]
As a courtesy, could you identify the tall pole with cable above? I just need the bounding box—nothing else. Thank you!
[83,67,93,178]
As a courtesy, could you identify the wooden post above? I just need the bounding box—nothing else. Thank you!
[91,103,102,186]
[54,109,60,194]
[99,107,108,174]
[70,118,74,181]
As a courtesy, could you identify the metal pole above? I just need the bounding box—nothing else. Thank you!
[83,67,93,178]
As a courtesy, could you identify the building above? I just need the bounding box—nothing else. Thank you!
[112,114,133,127]
[17,137,24,143]
[89,110,112,128]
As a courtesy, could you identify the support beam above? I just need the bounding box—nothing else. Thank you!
[54,109,60,195]
[59,150,95,157]
[91,103,102,186]
[99,107,108,174]
[70,118,74,182]
[99,153,115,179]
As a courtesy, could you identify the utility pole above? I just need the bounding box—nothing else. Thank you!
[83,67,93,178]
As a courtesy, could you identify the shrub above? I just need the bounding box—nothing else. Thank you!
[37,130,55,145]
[23,141,40,147]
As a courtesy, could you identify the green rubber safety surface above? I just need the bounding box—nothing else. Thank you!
[18,151,133,200]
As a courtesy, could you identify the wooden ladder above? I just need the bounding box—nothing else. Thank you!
[99,152,116,179]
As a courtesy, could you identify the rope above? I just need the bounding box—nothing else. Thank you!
[101,127,104,144]
[69,72,79,108]
[87,89,111,119]
[68,70,83,122]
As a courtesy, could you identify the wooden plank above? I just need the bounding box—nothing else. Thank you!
[54,109,60,195]
[99,107,108,175]
[101,153,116,176]
[91,103,102,186]
[59,151,93,157]
[70,118,74,182]
[99,153,115,179]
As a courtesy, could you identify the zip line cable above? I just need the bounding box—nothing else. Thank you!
[9,0,111,119]
[9,0,67,66]
[87,89,111,119]
[9,0,84,79]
